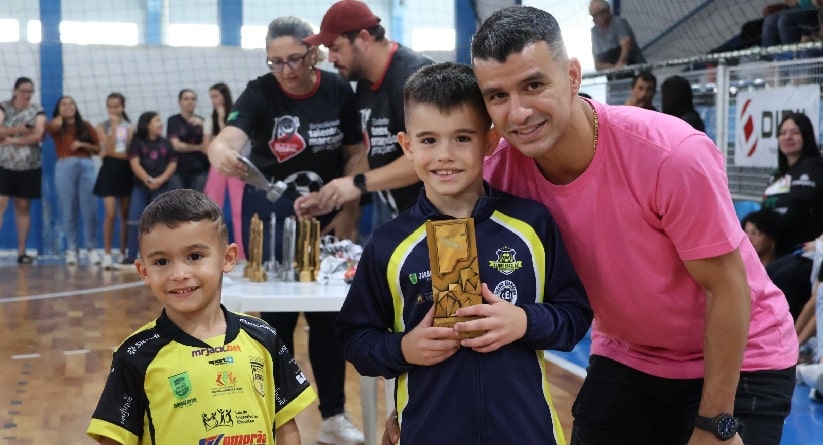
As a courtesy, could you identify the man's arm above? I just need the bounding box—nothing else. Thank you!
[615,36,634,68]
[320,142,366,240]
[295,154,419,217]
[683,248,750,444]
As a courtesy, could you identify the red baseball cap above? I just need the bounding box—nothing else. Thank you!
[304,0,381,46]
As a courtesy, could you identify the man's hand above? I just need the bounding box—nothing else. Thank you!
[295,177,361,217]
[381,411,400,445]
[453,283,527,353]
[400,306,460,366]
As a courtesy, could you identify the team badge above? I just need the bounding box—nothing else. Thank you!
[488,246,523,275]
[168,372,192,400]
[409,273,418,285]
[493,280,518,304]
[250,358,265,397]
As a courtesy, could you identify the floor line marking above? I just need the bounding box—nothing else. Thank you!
[63,349,90,355]
[0,281,143,304]
[11,354,41,360]
[543,351,587,379]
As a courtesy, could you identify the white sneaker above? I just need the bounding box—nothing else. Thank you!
[65,250,78,266]
[101,253,114,270]
[89,250,102,265]
[317,414,365,445]
[796,363,823,387]
[113,258,137,270]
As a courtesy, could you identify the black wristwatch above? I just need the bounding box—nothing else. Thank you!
[694,413,740,441]
[353,173,368,195]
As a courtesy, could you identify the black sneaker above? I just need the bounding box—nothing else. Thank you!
[17,254,33,265]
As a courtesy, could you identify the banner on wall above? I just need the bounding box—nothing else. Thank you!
[735,84,820,168]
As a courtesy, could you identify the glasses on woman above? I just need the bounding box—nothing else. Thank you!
[267,48,311,73]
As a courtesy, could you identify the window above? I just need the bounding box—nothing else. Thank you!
[411,28,455,52]
[241,25,267,49]
[0,19,20,42]
[168,24,219,47]
[60,21,138,46]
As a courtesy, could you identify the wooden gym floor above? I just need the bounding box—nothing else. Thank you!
[0,263,582,444]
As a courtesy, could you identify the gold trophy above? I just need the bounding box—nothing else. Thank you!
[244,213,268,282]
[296,217,321,282]
[425,218,483,338]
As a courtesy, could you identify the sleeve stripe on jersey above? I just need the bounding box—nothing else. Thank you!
[490,210,546,303]
[386,224,427,424]
[387,224,427,333]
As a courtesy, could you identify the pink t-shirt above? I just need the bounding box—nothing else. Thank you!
[484,100,797,379]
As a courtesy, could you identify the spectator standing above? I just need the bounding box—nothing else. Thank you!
[207,16,365,445]
[119,112,177,265]
[623,71,657,110]
[167,89,208,191]
[46,96,100,266]
[202,82,245,259]
[299,0,433,226]
[589,0,645,72]
[0,77,46,265]
[94,92,134,269]
[660,75,706,132]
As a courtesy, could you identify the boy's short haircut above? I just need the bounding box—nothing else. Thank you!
[138,189,228,248]
[403,61,492,130]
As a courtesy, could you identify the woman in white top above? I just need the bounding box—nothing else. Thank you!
[93,92,134,269]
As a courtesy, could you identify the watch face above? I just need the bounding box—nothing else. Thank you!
[716,415,738,440]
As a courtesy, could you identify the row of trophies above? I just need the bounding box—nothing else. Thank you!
[244,213,321,283]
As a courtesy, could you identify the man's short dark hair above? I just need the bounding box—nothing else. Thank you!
[471,6,567,63]
[403,62,491,130]
[632,71,657,88]
[138,189,228,248]
[343,25,386,43]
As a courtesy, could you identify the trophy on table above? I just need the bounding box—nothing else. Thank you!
[296,217,321,282]
[244,213,268,282]
[425,218,484,338]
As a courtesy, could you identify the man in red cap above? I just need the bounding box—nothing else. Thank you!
[299,0,433,227]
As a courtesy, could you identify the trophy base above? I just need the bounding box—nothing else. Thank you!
[434,315,484,339]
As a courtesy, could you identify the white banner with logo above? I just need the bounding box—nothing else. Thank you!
[735,85,820,167]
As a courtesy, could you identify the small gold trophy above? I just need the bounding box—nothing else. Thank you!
[296,217,321,282]
[244,213,267,282]
[425,218,484,338]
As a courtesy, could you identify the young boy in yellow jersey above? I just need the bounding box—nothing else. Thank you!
[87,189,316,445]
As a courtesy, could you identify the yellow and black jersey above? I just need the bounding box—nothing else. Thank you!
[87,307,316,445]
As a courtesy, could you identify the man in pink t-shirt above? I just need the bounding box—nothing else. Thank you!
[468,6,798,445]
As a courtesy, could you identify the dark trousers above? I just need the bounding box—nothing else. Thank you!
[571,355,795,445]
[766,254,812,320]
[261,311,347,419]
[242,185,345,419]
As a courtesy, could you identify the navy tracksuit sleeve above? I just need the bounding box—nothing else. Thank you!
[335,241,413,379]
[519,212,593,352]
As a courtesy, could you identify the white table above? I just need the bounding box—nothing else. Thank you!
[221,270,385,445]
